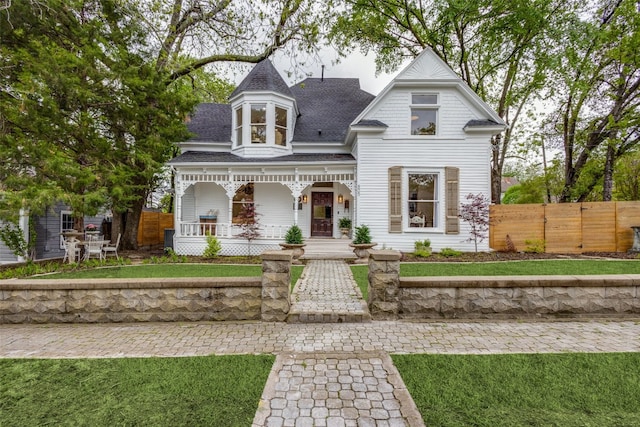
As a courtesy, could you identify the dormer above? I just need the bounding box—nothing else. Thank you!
[229,60,298,158]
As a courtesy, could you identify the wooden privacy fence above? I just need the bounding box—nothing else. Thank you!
[137,212,174,247]
[490,201,640,253]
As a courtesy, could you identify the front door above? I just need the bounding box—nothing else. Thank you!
[311,192,333,237]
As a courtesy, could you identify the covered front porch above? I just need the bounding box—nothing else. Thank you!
[172,162,356,256]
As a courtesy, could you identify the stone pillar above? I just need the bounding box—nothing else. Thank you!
[261,250,292,321]
[368,250,401,320]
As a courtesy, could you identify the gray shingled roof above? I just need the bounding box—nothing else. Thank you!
[291,78,375,142]
[170,151,355,164]
[230,60,294,99]
[186,104,231,142]
[353,119,388,127]
[186,76,375,144]
[465,119,502,127]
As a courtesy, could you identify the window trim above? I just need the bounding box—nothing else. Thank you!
[403,169,443,232]
[410,93,440,137]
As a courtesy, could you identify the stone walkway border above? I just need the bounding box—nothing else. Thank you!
[253,352,425,427]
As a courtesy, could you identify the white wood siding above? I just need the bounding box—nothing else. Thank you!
[181,185,196,222]
[355,133,491,253]
[366,87,484,140]
[254,183,295,230]
[195,183,228,223]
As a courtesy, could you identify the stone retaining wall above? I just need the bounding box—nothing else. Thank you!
[368,250,640,320]
[0,251,291,324]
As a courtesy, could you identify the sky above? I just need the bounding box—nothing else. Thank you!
[229,47,411,96]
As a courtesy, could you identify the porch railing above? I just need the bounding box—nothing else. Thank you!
[179,222,288,240]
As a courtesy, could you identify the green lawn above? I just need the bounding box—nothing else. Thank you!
[47,264,305,288]
[0,355,274,427]
[393,352,640,426]
[399,259,640,276]
[349,259,640,299]
[48,264,263,279]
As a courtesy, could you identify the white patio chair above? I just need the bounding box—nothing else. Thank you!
[102,233,121,260]
[84,238,104,261]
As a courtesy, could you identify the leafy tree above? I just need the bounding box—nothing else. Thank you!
[0,0,195,248]
[459,193,490,252]
[614,151,640,200]
[545,0,640,202]
[1,0,327,250]
[236,203,262,256]
[331,0,579,204]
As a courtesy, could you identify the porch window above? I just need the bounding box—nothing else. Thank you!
[410,94,438,136]
[407,173,438,228]
[275,106,287,146]
[250,104,266,143]
[235,107,243,146]
[232,183,255,223]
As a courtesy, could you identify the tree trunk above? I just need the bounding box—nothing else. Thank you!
[603,143,615,201]
[491,135,502,204]
[121,195,145,250]
[110,211,124,244]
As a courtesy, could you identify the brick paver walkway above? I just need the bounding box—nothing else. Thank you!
[288,260,370,323]
[3,320,639,359]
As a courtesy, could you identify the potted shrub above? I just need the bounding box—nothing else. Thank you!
[349,224,377,263]
[338,217,352,239]
[279,224,306,263]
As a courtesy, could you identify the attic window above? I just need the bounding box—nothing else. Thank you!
[410,94,439,136]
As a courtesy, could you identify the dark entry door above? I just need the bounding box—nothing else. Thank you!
[311,192,333,237]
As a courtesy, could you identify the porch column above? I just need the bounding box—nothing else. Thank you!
[174,173,183,237]
[293,195,299,225]
[223,170,235,238]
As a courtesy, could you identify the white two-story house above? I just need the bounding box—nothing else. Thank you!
[169,48,506,255]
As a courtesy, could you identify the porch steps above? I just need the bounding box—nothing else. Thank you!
[300,238,356,260]
[288,259,371,324]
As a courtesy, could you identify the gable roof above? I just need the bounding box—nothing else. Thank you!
[290,78,375,142]
[230,60,294,99]
[351,48,507,129]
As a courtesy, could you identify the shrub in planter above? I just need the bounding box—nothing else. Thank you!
[352,225,372,245]
[338,217,352,229]
[284,225,304,244]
